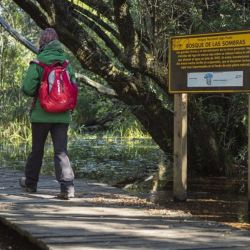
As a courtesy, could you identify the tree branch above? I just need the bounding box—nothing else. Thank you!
[13,0,164,98]
[73,4,119,40]
[79,0,114,20]
[13,0,50,28]
[112,0,166,90]
[76,73,117,97]
[72,9,122,57]
[9,0,174,154]
[0,16,38,54]
[113,0,135,58]
[45,0,113,74]
[0,14,117,97]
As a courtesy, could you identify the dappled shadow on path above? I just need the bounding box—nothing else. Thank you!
[1,189,250,250]
[149,190,250,229]
[0,166,250,249]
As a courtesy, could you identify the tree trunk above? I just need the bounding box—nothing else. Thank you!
[11,0,231,175]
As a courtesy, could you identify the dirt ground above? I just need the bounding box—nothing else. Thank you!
[149,191,250,230]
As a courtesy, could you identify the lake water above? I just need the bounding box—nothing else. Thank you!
[0,136,166,187]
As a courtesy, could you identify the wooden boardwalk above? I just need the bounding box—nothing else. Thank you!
[0,167,250,250]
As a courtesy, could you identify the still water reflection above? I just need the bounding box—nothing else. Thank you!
[0,137,165,186]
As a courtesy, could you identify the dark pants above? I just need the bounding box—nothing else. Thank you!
[25,123,74,193]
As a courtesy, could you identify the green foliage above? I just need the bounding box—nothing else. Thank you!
[0,0,39,144]
[192,0,250,32]
[0,0,147,145]
[72,84,148,138]
[191,93,248,176]
[73,85,113,125]
[106,109,149,138]
[1,0,250,179]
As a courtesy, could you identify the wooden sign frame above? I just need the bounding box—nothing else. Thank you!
[169,30,250,93]
[170,31,250,206]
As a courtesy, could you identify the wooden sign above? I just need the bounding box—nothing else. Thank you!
[169,30,250,93]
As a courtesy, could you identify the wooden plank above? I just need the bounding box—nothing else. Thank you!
[1,168,250,250]
[48,242,249,250]
[43,236,153,244]
[173,93,188,201]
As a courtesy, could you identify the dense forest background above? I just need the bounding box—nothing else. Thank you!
[1,0,250,185]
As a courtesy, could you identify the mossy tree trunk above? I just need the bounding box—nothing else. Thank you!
[11,0,236,175]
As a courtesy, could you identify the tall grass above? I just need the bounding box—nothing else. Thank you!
[104,115,151,140]
[0,120,32,145]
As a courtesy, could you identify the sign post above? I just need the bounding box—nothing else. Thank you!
[174,94,188,201]
[169,30,250,204]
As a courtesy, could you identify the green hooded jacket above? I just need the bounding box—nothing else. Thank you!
[22,40,76,123]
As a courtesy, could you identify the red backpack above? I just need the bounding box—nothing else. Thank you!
[31,60,78,113]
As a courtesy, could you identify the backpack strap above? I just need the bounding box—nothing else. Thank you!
[62,60,69,68]
[29,60,49,114]
[30,60,69,69]
[30,60,48,69]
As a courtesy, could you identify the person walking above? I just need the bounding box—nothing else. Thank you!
[19,28,76,199]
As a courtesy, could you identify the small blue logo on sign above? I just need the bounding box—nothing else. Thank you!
[204,73,213,85]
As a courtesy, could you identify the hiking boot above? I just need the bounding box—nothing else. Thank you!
[56,192,75,200]
[19,177,37,193]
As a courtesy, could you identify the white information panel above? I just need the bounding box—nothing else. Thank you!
[187,71,243,87]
